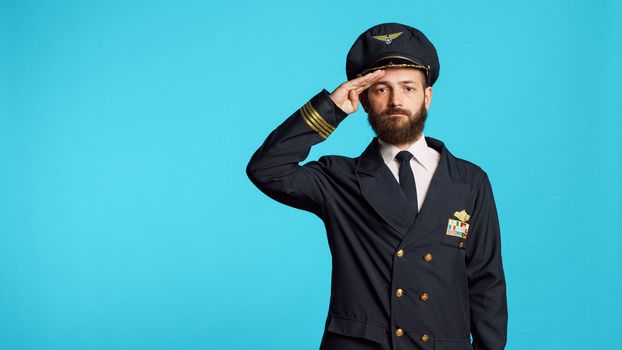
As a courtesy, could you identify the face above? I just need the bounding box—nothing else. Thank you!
[362,68,433,146]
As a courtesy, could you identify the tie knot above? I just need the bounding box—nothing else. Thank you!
[395,150,413,163]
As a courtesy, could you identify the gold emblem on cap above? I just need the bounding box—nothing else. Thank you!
[372,32,403,44]
[454,210,470,223]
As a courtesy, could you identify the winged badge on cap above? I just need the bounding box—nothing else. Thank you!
[372,32,403,45]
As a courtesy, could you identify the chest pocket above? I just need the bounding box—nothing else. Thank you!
[441,233,466,250]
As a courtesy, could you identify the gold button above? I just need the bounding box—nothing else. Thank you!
[458,241,465,248]
[420,293,429,301]
[396,249,405,257]
[395,288,404,298]
[421,334,429,342]
[423,253,432,262]
[395,328,404,337]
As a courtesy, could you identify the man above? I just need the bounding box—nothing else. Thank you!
[247,23,507,350]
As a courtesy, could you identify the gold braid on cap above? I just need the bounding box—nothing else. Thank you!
[357,55,430,77]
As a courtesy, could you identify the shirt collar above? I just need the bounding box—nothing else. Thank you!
[378,134,435,171]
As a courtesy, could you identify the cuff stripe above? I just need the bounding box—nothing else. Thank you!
[303,102,335,133]
[301,109,329,139]
[300,102,335,139]
[302,104,332,137]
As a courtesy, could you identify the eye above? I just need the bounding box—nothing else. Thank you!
[374,87,388,94]
[405,86,415,92]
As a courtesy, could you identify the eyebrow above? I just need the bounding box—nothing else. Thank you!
[373,80,417,85]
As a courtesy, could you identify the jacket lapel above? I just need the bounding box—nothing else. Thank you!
[355,138,415,236]
[400,137,471,248]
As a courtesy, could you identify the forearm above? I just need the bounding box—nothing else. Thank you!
[246,89,347,212]
[467,175,508,350]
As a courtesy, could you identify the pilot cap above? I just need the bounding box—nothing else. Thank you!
[346,22,440,86]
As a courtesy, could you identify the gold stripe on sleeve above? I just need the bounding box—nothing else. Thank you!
[302,103,333,137]
[300,106,329,139]
[303,102,335,134]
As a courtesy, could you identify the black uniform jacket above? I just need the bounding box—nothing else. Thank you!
[246,90,508,350]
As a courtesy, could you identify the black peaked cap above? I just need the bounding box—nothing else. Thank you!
[346,23,440,86]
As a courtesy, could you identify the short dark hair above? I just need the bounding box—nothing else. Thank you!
[420,69,429,89]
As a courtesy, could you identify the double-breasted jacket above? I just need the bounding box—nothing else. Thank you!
[246,90,507,350]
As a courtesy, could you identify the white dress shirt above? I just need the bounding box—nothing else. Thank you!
[377,134,441,211]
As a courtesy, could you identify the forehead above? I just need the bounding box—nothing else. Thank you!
[374,67,426,84]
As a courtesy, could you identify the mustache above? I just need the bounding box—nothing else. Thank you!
[381,108,412,117]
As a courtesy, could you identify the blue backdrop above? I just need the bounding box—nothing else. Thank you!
[1,1,621,349]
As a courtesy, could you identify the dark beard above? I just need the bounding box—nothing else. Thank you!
[367,102,428,145]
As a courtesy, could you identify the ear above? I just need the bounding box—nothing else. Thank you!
[424,86,433,110]
[360,90,369,112]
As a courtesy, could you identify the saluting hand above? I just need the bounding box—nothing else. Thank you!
[329,70,385,115]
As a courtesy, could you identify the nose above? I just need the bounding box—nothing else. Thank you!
[389,89,404,108]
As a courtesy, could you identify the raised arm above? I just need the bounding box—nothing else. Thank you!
[246,70,385,216]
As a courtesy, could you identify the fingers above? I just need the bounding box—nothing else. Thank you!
[349,69,384,86]
[330,70,385,113]
[349,89,358,99]
[348,69,385,91]
[348,89,359,113]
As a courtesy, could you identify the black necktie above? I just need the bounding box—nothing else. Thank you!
[395,150,418,213]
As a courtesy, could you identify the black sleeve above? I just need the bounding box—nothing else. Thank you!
[246,89,348,217]
[465,174,508,350]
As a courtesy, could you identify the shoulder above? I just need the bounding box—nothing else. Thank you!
[452,155,488,183]
[445,150,497,207]
[428,136,490,186]
[315,154,357,173]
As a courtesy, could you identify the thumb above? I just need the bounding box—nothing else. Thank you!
[348,89,360,113]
